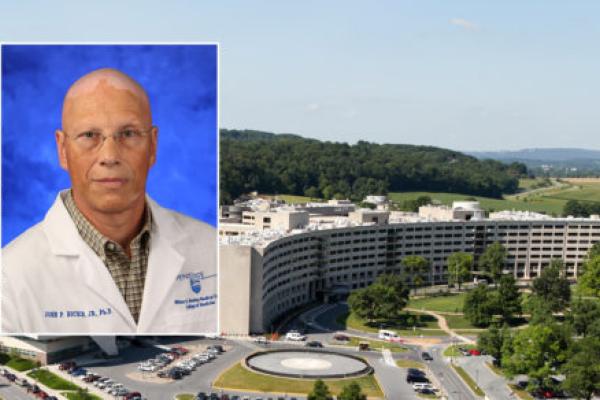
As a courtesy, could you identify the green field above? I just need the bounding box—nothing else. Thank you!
[63,392,102,400]
[6,357,37,371]
[388,191,565,215]
[389,179,600,216]
[213,362,384,398]
[396,359,425,369]
[338,310,446,336]
[342,337,408,352]
[408,293,466,313]
[444,314,481,330]
[28,369,80,391]
[266,194,317,204]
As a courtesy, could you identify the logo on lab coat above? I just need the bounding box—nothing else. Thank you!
[190,275,202,294]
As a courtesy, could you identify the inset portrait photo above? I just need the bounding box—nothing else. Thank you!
[1,44,218,334]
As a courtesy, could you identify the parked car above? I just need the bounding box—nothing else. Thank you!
[305,341,323,348]
[285,330,307,341]
[378,329,401,342]
[207,344,224,353]
[333,333,350,341]
[468,349,481,356]
[59,361,76,370]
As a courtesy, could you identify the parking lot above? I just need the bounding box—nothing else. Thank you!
[59,337,255,400]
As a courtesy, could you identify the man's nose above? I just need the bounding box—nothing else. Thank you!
[97,135,122,166]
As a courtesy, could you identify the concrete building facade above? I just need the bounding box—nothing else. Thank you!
[219,218,600,335]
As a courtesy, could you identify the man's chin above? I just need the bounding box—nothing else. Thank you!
[91,195,142,215]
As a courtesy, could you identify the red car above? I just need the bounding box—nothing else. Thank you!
[36,391,49,399]
[468,349,481,356]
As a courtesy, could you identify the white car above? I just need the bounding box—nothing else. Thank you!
[285,331,307,341]
[378,329,402,342]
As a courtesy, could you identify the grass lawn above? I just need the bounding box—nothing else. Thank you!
[342,337,408,352]
[396,359,425,369]
[388,191,565,215]
[6,358,37,371]
[62,392,102,400]
[28,369,80,391]
[443,314,480,330]
[213,363,384,398]
[451,364,485,397]
[508,384,534,400]
[443,344,476,357]
[407,293,466,313]
[266,194,319,204]
[341,310,441,333]
[175,395,195,400]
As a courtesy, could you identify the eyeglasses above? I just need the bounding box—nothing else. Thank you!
[64,127,153,152]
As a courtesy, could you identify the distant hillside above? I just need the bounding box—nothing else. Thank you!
[468,148,600,176]
[220,129,526,204]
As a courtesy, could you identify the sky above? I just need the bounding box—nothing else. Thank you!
[1,45,217,245]
[0,1,599,152]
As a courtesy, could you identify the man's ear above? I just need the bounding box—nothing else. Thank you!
[55,130,69,171]
[149,125,158,167]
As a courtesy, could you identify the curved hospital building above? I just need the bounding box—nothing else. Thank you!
[218,198,600,335]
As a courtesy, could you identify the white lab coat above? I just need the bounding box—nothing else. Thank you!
[1,191,217,334]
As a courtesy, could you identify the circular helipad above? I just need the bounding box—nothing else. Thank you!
[246,349,372,379]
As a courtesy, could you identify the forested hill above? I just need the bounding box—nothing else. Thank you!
[220,129,526,204]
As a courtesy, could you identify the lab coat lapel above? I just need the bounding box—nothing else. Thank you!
[43,192,137,331]
[137,198,186,332]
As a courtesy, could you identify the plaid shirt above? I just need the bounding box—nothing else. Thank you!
[62,190,152,323]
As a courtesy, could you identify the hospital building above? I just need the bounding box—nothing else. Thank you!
[219,197,600,335]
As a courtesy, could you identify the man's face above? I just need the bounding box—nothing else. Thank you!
[56,79,157,215]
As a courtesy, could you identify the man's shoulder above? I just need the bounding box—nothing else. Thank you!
[3,221,50,270]
[149,200,216,240]
[166,208,216,238]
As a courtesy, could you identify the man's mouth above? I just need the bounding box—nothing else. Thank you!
[93,178,128,188]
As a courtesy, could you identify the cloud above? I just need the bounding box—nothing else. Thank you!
[450,18,478,31]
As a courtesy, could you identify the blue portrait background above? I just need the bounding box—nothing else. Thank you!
[1,44,217,246]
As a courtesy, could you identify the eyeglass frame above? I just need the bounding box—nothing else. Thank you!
[60,126,156,152]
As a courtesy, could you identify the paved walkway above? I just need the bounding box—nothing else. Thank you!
[405,308,475,345]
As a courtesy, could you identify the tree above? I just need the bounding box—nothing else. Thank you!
[577,256,600,297]
[447,252,473,290]
[478,242,507,281]
[463,284,498,327]
[524,295,555,326]
[568,298,600,337]
[502,324,571,388]
[402,255,430,293]
[496,274,521,322]
[587,242,600,260]
[308,379,332,400]
[561,337,600,400]
[338,382,367,400]
[478,324,505,366]
[531,259,571,312]
[347,274,409,323]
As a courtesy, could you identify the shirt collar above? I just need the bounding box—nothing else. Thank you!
[61,189,152,259]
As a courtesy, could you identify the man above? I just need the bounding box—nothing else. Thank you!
[2,68,217,334]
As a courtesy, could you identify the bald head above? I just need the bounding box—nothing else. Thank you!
[62,68,152,132]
